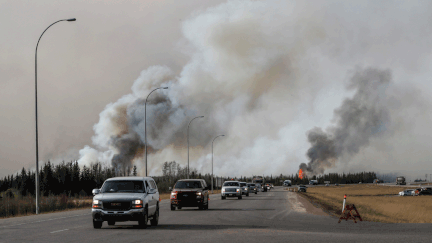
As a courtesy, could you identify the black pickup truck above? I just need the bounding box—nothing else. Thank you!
[170,179,210,210]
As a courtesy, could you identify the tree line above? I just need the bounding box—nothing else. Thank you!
[0,161,116,198]
[0,159,379,198]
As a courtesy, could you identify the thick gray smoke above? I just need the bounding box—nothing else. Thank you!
[300,68,392,176]
[76,0,432,178]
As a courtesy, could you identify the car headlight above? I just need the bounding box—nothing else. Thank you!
[222,189,225,192]
[236,189,240,192]
[196,192,202,196]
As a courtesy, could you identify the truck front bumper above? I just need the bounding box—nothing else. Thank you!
[92,208,145,222]
[221,191,241,197]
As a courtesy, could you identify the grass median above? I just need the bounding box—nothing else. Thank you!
[295,184,432,223]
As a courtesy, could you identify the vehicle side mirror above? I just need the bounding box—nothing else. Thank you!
[92,189,100,195]
[169,187,172,191]
[148,188,156,194]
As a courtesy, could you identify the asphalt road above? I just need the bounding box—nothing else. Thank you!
[1,187,431,243]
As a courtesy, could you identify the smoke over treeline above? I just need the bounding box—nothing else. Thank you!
[300,68,392,176]
[76,0,432,177]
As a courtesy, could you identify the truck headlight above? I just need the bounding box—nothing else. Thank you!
[92,200,101,208]
[236,189,240,192]
[196,192,202,196]
[132,199,143,208]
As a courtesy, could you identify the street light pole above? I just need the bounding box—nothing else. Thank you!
[211,135,225,194]
[35,18,76,215]
[187,116,204,179]
[144,87,168,177]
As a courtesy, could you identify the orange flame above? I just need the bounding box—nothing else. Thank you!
[299,169,303,179]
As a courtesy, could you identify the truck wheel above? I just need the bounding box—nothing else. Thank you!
[221,196,226,200]
[138,209,148,229]
[255,191,257,194]
[246,193,249,197]
[150,207,159,226]
[238,195,242,199]
[93,220,102,229]
[178,206,182,210]
[170,205,176,211]
[108,221,115,226]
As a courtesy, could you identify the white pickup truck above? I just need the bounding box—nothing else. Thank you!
[91,177,160,229]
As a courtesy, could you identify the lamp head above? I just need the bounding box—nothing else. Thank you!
[67,18,76,22]
[163,87,168,89]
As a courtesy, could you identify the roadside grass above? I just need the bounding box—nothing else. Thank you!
[297,184,432,223]
[0,195,92,219]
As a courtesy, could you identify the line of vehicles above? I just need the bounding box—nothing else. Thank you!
[399,187,432,196]
[91,176,274,229]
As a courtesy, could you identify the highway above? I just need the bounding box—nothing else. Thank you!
[1,187,431,243]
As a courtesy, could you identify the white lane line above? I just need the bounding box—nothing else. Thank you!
[50,229,69,234]
[0,213,91,228]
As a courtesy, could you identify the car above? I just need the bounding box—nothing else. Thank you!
[399,189,415,196]
[239,182,250,196]
[335,183,339,186]
[283,180,291,187]
[255,183,263,192]
[270,183,274,188]
[325,183,329,187]
[265,183,271,191]
[221,181,242,199]
[247,183,258,194]
[169,179,209,210]
[418,190,432,196]
[91,177,160,229]
[309,180,318,185]
[298,185,307,192]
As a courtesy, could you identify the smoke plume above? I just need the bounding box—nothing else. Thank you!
[75,0,432,178]
[300,68,392,176]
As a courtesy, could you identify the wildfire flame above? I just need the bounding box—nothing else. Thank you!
[299,169,303,179]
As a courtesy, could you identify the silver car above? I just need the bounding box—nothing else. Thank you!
[240,182,250,196]
[399,189,415,196]
[221,181,242,199]
[91,177,160,229]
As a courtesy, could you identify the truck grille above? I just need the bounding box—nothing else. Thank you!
[225,188,236,192]
[103,201,131,211]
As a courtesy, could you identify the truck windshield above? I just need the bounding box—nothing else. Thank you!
[240,183,246,187]
[174,181,202,189]
[223,182,239,187]
[101,181,145,193]
[247,184,254,186]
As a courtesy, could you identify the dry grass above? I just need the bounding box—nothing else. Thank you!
[0,195,92,219]
[298,184,432,223]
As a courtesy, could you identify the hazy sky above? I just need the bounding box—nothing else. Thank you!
[1,0,432,181]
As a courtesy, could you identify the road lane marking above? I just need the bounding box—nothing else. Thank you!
[50,229,69,234]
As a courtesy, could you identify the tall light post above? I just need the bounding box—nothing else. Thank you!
[144,87,168,177]
[35,18,76,215]
[211,134,225,193]
[187,116,204,179]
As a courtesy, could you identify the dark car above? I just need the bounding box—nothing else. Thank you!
[170,179,209,210]
[418,187,432,196]
[247,183,258,194]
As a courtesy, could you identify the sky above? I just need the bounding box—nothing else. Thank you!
[1,0,432,182]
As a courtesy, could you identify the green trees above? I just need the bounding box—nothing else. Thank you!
[0,161,115,197]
